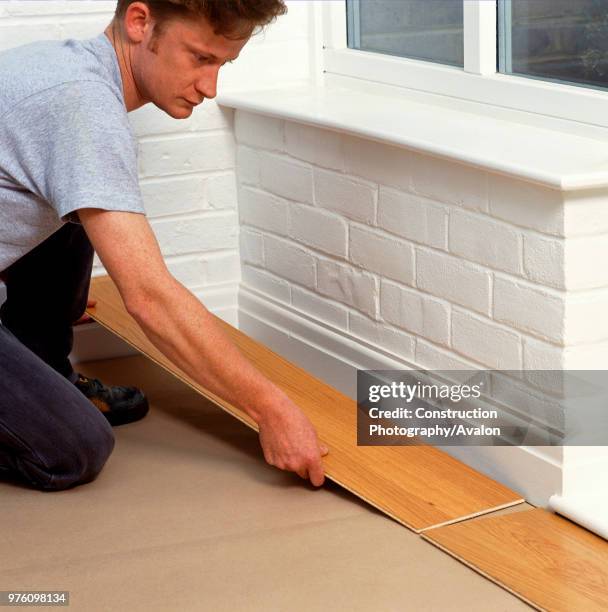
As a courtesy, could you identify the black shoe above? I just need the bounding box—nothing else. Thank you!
[73,373,149,427]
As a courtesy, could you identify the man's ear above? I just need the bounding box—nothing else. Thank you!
[122,1,153,44]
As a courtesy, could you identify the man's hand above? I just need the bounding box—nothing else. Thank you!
[258,393,329,487]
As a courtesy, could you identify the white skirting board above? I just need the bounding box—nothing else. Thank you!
[550,494,608,541]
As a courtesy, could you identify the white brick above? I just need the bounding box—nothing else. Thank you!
[238,186,288,235]
[489,175,564,235]
[349,311,416,361]
[523,337,565,370]
[565,291,608,345]
[565,235,608,290]
[0,23,61,51]
[59,16,115,40]
[206,173,237,209]
[342,134,411,191]
[523,234,565,289]
[452,310,522,369]
[150,213,238,256]
[202,252,240,284]
[140,176,205,217]
[493,277,565,342]
[377,187,447,250]
[241,265,290,303]
[416,340,480,371]
[417,249,491,315]
[264,235,316,288]
[234,111,284,151]
[289,203,347,258]
[314,168,376,223]
[129,101,231,137]
[259,153,313,204]
[291,286,348,330]
[564,190,608,236]
[316,259,377,318]
[409,152,489,212]
[139,133,234,178]
[0,2,115,16]
[285,122,344,171]
[522,337,566,397]
[449,210,521,274]
[380,280,450,345]
[350,225,415,285]
[165,256,206,288]
[239,228,264,266]
[236,146,260,186]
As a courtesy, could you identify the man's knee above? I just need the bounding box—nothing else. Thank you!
[29,418,115,492]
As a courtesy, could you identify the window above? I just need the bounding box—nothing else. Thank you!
[346,0,464,67]
[499,0,608,91]
[322,0,608,129]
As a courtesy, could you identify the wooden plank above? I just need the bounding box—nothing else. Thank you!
[422,508,608,611]
[87,275,524,532]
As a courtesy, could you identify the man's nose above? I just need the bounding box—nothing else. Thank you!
[195,66,219,100]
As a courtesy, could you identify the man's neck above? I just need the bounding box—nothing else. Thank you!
[104,24,148,112]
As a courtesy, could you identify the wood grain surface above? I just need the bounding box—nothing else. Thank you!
[422,508,608,611]
[87,275,524,532]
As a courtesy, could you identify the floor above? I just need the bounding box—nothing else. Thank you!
[1,355,532,611]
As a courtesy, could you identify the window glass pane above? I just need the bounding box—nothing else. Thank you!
[346,0,464,68]
[499,0,608,90]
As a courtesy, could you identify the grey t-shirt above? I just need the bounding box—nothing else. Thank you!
[0,33,146,272]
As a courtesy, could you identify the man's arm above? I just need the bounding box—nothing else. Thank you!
[78,208,327,485]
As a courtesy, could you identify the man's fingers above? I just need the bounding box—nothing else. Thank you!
[308,459,325,487]
[87,298,97,308]
[319,443,329,457]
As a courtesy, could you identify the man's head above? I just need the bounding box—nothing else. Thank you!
[108,0,286,117]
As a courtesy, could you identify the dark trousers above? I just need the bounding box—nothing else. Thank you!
[0,223,115,491]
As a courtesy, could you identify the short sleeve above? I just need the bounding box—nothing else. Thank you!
[2,80,146,222]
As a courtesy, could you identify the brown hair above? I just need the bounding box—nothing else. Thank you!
[114,0,287,40]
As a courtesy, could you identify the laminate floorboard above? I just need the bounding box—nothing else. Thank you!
[87,275,524,532]
[422,507,608,611]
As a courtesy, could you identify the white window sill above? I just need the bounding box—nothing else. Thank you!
[217,81,608,192]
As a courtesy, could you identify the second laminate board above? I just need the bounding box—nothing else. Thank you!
[422,508,608,611]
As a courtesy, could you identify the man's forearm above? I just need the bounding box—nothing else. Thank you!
[127,276,285,424]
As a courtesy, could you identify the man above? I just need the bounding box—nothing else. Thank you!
[0,0,328,492]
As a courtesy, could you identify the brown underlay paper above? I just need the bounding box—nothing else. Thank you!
[86,275,524,532]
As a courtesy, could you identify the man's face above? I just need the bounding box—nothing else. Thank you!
[132,14,248,118]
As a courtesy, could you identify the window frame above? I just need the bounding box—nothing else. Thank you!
[320,0,608,130]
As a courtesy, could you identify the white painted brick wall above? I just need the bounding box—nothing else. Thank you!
[258,151,313,204]
[316,257,377,318]
[377,187,447,250]
[350,224,415,285]
[314,168,376,223]
[289,202,348,258]
[493,276,565,343]
[235,109,608,372]
[449,209,522,274]
[380,280,450,346]
[417,248,491,316]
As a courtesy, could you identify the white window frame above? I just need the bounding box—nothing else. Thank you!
[320,0,608,130]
